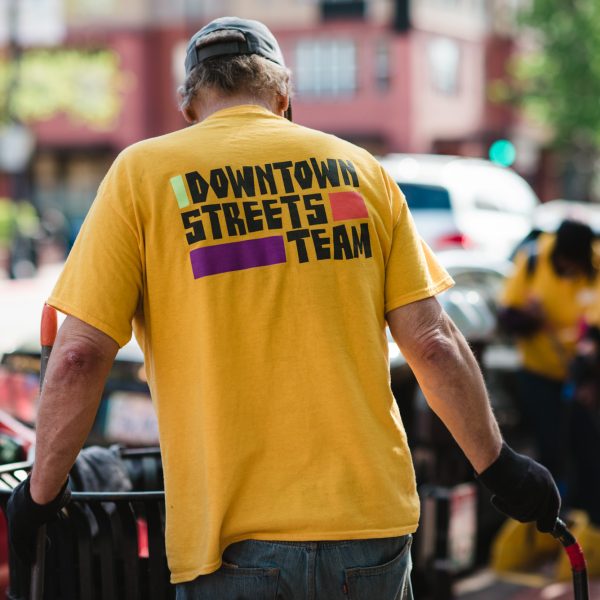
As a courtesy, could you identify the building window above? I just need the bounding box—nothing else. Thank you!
[393,0,410,32]
[183,0,223,18]
[375,40,390,91]
[71,0,117,17]
[427,37,460,95]
[295,39,357,97]
[320,0,366,20]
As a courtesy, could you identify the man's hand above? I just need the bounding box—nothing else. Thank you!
[6,476,71,564]
[476,442,560,532]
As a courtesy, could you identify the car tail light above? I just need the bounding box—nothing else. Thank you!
[435,232,473,250]
[0,368,38,424]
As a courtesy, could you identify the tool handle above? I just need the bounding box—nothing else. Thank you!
[40,305,57,386]
[552,518,589,600]
[30,526,46,600]
[40,304,57,347]
[552,518,577,548]
[30,304,58,600]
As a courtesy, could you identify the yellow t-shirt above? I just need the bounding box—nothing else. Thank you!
[501,233,598,380]
[48,105,453,583]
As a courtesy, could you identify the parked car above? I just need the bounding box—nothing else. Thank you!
[0,342,156,448]
[378,154,540,259]
[510,199,600,260]
[531,199,600,235]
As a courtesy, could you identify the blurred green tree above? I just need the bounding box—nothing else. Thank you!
[0,49,129,131]
[514,0,600,201]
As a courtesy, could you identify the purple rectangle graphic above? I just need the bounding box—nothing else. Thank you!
[190,236,287,278]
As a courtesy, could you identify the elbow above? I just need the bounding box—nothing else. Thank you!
[413,319,460,366]
[52,341,105,380]
[387,298,466,368]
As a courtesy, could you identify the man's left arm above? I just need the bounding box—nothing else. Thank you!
[388,296,560,532]
[30,315,119,503]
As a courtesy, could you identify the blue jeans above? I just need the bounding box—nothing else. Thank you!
[176,535,413,600]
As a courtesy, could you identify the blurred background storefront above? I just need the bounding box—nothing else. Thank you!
[0,0,559,280]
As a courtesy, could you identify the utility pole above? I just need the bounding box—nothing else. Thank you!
[4,0,20,120]
[0,0,36,277]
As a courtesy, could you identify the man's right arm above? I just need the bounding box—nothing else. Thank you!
[6,315,119,564]
[30,315,119,503]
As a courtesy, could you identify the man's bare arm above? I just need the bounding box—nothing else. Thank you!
[30,315,119,504]
[387,296,502,474]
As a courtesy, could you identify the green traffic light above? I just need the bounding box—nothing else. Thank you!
[489,139,516,167]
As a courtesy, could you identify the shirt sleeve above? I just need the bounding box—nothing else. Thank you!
[47,151,143,347]
[383,169,454,314]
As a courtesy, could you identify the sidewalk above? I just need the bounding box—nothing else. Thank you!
[513,580,600,599]
[455,569,600,599]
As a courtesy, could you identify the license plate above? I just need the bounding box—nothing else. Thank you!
[104,392,159,445]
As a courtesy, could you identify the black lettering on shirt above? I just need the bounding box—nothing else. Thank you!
[176,157,372,269]
[273,161,295,193]
[185,172,209,203]
[226,166,256,199]
[311,229,331,260]
[303,193,328,226]
[243,201,264,233]
[280,195,303,229]
[294,161,314,190]
[352,223,372,258]
[222,202,247,237]
[262,199,283,229]
[202,204,224,240]
[181,209,206,244]
[209,169,229,199]
[256,164,278,195]
[332,224,353,260]
[310,158,340,188]
[338,159,359,187]
[287,229,311,263]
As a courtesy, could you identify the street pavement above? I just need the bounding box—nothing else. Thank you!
[455,569,600,599]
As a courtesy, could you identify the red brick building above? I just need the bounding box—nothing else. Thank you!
[1,0,532,242]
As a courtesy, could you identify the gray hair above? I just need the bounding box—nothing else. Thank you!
[178,35,292,112]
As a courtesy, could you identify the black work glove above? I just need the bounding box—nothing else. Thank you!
[6,475,71,564]
[476,442,560,533]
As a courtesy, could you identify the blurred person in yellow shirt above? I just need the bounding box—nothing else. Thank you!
[499,219,598,479]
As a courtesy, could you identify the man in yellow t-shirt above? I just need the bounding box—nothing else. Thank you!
[7,17,559,598]
[499,220,598,478]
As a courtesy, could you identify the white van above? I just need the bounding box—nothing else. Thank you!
[378,154,540,259]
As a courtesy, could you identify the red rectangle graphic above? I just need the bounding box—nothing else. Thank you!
[329,191,369,221]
